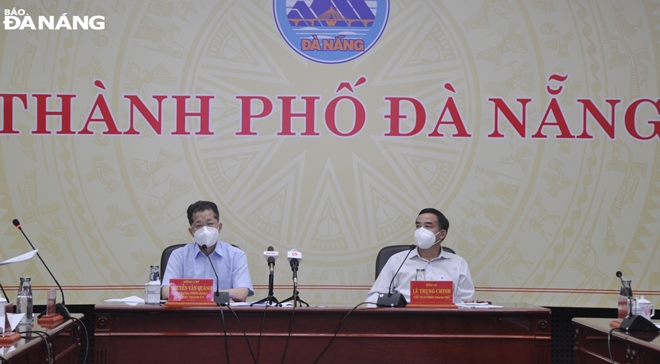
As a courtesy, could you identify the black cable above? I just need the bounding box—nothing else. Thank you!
[28,330,54,348]
[256,303,270,364]
[220,306,230,364]
[33,331,52,363]
[280,300,296,364]
[19,330,52,363]
[0,355,9,364]
[607,327,622,364]
[0,283,8,302]
[313,301,370,364]
[70,316,90,364]
[227,305,257,364]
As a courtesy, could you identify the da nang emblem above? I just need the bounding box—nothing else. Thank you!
[273,0,390,64]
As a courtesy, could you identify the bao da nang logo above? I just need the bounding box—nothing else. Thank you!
[3,8,105,30]
[273,0,389,64]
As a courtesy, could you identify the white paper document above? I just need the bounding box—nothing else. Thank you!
[0,250,38,266]
[456,302,505,309]
[104,296,145,305]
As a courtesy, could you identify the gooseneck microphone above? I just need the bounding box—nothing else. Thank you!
[13,219,71,319]
[200,244,229,306]
[377,244,416,307]
[616,271,627,291]
[616,271,632,318]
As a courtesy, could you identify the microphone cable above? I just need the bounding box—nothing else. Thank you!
[312,301,371,364]
[227,305,257,364]
[0,284,8,302]
[70,315,90,364]
[19,330,53,363]
[256,303,270,363]
[280,299,296,364]
[219,306,229,364]
[607,327,622,364]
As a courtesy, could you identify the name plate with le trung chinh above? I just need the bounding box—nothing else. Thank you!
[408,280,457,308]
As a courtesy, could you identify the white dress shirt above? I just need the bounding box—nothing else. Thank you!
[162,241,254,297]
[367,247,474,304]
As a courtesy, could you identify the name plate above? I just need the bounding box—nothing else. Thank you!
[408,281,456,308]
[169,278,214,302]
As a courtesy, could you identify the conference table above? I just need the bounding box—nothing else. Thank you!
[0,314,83,364]
[94,302,551,363]
[572,317,660,364]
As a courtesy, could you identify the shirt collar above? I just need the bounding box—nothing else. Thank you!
[410,247,449,262]
[194,242,222,257]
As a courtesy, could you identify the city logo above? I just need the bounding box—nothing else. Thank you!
[273,0,390,64]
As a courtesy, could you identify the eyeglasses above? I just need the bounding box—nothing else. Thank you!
[191,221,218,231]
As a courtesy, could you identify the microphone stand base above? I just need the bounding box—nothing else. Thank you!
[252,270,281,306]
[214,291,231,306]
[251,296,282,307]
[376,293,407,308]
[280,291,309,307]
[56,303,72,319]
[619,315,659,332]
[38,303,71,320]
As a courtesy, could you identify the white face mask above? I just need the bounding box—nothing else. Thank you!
[194,226,219,248]
[414,227,441,250]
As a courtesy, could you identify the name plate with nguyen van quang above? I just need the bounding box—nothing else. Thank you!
[407,281,457,308]
[164,278,217,307]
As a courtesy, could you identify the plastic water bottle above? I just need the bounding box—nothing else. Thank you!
[145,265,161,305]
[16,277,33,324]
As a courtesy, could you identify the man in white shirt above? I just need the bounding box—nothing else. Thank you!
[367,208,474,304]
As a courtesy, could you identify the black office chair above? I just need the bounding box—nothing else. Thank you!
[160,243,186,280]
[374,245,456,279]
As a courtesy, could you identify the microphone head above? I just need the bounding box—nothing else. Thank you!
[287,249,302,262]
[616,271,622,278]
[12,219,20,228]
[201,244,208,252]
[268,246,274,251]
[264,249,279,262]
